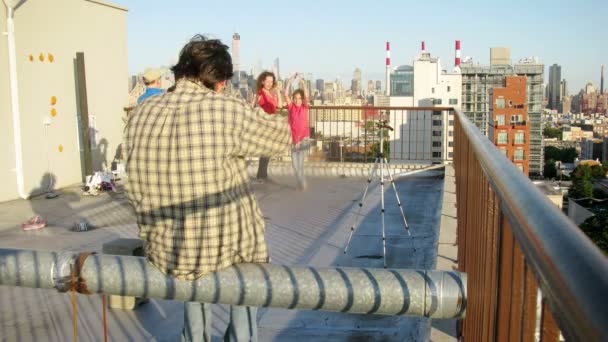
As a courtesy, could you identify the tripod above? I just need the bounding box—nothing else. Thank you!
[343,120,410,268]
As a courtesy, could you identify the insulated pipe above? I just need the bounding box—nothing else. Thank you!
[0,248,467,319]
[3,2,28,199]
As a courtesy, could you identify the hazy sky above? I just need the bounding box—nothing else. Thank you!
[116,0,607,92]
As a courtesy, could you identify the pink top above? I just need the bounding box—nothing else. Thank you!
[288,103,310,144]
[258,89,278,114]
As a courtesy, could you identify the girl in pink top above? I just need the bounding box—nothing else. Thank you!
[253,71,282,181]
[284,73,310,191]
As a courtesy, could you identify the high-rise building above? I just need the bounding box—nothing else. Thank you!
[376,80,382,92]
[489,76,530,175]
[461,50,544,176]
[601,65,605,94]
[389,43,461,163]
[231,33,240,83]
[390,65,414,97]
[316,79,325,95]
[548,64,561,110]
[559,79,568,113]
[352,68,362,96]
[272,58,280,80]
[367,80,375,94]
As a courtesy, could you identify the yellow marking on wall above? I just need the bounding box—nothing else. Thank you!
[28,55,34,62]
[51,108,57,117]
[58,145,64,152]
[51,96,57,105]
[39,53,44,62]
[48,53,54,63]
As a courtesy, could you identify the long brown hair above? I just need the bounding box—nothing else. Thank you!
[256,71,276,93]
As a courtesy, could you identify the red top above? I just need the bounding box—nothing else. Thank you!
[258,89,278,114]
[288,103,310,144]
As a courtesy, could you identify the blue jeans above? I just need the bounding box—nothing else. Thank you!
[181,302,258,342]
[291,141,309,189]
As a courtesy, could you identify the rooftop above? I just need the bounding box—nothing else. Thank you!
[0,170,456,341]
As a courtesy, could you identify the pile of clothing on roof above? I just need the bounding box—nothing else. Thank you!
[83,171,116,196]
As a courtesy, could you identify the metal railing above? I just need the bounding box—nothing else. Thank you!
[453,108,608,341]
[307,106,454,163]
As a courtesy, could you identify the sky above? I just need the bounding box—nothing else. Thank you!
[115,0,607,93]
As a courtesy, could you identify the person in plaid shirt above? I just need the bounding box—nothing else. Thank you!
[125,35,291,342]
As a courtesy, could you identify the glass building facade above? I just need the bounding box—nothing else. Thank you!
[390,65,414,96]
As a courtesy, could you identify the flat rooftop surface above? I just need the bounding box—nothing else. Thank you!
[0,173,445,341]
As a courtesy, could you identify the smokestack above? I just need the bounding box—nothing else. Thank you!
[455,40,461,67]
[386,41,391,96]
[421,41,426,52]
[602,65,605,94]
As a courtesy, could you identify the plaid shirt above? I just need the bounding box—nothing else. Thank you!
[125,79,291,280]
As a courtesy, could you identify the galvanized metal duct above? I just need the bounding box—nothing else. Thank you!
[0,248,466,319]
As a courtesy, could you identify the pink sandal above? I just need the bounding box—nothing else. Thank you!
[21,215,47,231]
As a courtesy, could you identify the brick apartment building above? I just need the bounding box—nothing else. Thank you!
[489,76,530,175]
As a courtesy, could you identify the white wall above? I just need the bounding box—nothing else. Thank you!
[387,55,462,162]
[0,0,127,201]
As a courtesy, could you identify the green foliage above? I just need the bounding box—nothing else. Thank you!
[544,146,578,163]
[593,189,608,199]
[570,179,594,198]
[369,140,390,160]
[573,164,593,180]
[579,211,608,255]
[570,164,594,198]
[591,165,607,179]
[543,159,557,178]
[543,127,562,139]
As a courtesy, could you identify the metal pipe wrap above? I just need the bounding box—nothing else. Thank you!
[0,248,466,319]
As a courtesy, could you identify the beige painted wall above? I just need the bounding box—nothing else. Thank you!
[0,0,127,202]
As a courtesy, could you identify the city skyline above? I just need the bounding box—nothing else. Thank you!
[116,0,607,92]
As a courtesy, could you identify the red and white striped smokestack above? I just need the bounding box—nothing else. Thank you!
[386,41,391,96]
[455,40,461,67]
[421,41,426,52]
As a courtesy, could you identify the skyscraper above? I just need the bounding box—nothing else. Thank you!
[272,58,280,80]
[367,80,375,94]
[548,64,561,110]
[601,65,605,94]
[376,80,382,92]
[559,79,568,113]
[231,33,240,83]
[316,79,325,95]
[352,68,362,96]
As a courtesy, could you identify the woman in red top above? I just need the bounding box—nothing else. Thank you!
[253,71,282,181]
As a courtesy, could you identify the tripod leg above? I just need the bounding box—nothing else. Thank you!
[380,157,387,268]
[344,158,379,254]
[384,158,411,235]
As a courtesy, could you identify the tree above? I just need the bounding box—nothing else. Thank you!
[543,127,562,139]
[544,146,577,163]
[591,165,607,179]
[543,159,557,178]
[593,189,608,199]
[579,211,608,255]
[569,164,594,198]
